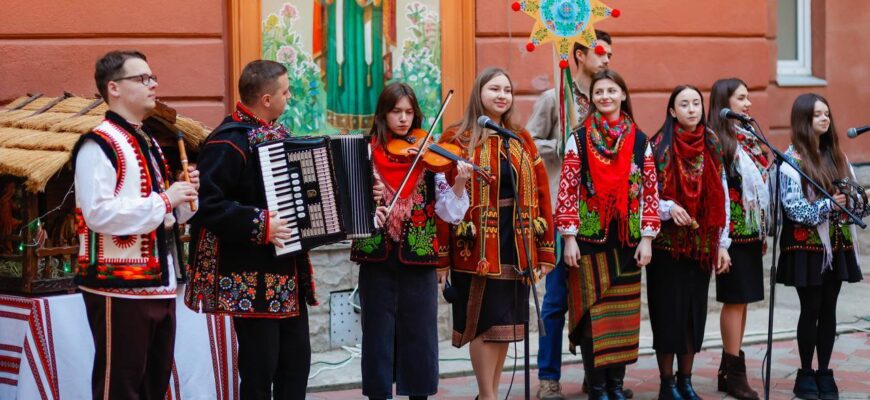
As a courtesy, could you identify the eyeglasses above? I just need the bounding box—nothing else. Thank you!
[114,73,158,86]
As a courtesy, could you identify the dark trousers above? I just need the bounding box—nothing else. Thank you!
[233,304,310,400]
[359,255,439,398]
[82,291,176,400]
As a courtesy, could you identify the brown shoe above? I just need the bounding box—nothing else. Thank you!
[537,379,565,400]
[724,351,760,400]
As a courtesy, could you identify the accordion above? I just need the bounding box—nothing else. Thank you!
[256,135,375,256]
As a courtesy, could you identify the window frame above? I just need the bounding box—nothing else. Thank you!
[777,0,814,77]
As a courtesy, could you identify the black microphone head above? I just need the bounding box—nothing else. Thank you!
[719,108,732,119]
[477,115,492,128]
[847,127,858,138]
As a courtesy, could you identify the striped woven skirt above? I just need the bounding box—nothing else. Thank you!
[567,230,642,368]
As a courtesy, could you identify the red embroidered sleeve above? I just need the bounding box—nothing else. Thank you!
[640,144,661,237]
[555,133,582,235]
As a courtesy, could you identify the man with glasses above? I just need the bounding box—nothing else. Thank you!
[73,50,199,399]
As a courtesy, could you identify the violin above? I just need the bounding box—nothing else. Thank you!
[386,128,494,183]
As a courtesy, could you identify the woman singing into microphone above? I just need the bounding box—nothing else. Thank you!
[776,93,868,400]
[438,67,555,400]
[708,78,770,400]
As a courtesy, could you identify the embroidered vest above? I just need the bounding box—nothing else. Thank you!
[780,152,855,253]
[441,130,556,275]
[350,172,441,265]
[574,128,648,246]
[75,120,165,287]
[726,135,770,243]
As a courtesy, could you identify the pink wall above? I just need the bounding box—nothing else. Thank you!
[0,0,230,127]
[475,0,870,161]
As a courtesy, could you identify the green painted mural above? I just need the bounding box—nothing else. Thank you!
[262,1,442,135]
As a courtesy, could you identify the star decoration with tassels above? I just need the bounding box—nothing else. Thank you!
[512,0,620,69]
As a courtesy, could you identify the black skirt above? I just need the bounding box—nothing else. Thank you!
[776,247,863,287]
[358,247,439,398]
[646,250,711,354]
[451,201,529,346]
[716,241,765,303]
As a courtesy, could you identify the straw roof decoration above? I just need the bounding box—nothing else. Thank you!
[0,94,211,193]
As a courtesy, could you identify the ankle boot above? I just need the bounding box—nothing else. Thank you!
[723,351,760,400]
[586,366,610,400]
[677,373,702,400]
[658,376,684,400]
[605,366,626,400]
[717,350,727,392]
[793,368,818,399]
[815,369,838,400]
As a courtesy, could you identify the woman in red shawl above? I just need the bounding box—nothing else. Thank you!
[647,85,731,400]
[555,69,661,400]
[350,82,472,399]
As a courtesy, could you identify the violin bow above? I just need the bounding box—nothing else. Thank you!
[383,89,454,216]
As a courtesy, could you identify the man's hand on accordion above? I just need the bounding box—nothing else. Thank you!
[268,211,294,248]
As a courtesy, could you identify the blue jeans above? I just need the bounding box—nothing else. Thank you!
[538,235,568,381]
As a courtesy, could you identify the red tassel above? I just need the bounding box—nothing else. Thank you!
[511,1,521,11]
[559,60,569,69]
[476,259,490,276]
[526,42,536,52]
[611,9,621,18]
[594,45,606,56]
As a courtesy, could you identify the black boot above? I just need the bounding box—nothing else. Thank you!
[658,376,683,400]
[658,376,684,400]
[580,335,609,400]
[815,369,838,400]
[586,366,610,400]
[677,373,702,400]
[793,368,819,400]
[605,365,626,400]
[717,350,727,392]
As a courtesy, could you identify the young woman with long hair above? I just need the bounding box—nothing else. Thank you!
[708,78,770,400]
[438,67,555,400]
[648,85,731,400]
[775,93,867,400]
[350,82,472,400]
[555,69,661,400]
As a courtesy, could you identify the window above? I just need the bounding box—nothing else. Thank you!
[776,0,826,85]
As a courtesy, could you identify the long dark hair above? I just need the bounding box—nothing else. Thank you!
[708,78,747,171]
[585,69,634,123]
[654,85,707,163]
[790,93,848,194]
[449,67,520,149]
[370,82,423,150]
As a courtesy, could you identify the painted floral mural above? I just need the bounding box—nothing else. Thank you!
[262,1,442,135]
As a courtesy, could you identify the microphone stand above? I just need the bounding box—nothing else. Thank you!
[737,120,865,400]
[500,134,545,400]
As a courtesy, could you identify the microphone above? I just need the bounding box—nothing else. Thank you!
[719,108,753,124]
[847,125,870,138]
[477,116,521,141]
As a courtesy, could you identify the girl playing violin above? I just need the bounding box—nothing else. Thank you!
[438,67,555,400]
[350,82,472,400]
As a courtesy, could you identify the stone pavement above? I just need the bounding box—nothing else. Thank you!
[305,249,870,399]
[307,330,870,399]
